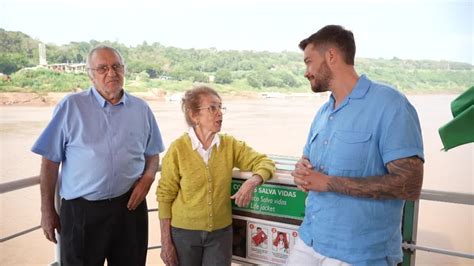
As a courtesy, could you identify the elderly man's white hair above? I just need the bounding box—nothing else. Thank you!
[86,45,125,78]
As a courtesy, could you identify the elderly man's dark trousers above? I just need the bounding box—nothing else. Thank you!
[59,191,148,266]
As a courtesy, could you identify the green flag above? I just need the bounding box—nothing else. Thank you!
[438,86,474,151]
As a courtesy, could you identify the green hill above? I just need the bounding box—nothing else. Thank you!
[1,28,472,94]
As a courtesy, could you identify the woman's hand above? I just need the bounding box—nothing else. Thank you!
[160,240,178,266]
[159,218,178,266]
[231,174,262,207]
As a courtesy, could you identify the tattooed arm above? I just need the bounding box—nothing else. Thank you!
[292,156,424,200]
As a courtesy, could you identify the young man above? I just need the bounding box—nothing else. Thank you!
[287,25,424,266]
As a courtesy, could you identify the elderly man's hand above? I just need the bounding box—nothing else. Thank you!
[127,175,154,210]
[231,175,262,207]
[41,208,61,243]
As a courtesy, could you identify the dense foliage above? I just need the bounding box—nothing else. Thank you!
[1,28,472,93]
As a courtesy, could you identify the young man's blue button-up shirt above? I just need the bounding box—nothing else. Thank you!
[299,75,424,265]
[32,87,165,200]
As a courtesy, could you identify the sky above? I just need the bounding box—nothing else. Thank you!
[1,0,472,64]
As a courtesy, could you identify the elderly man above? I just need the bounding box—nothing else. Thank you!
[288,25,424,266]
[32,45,165,265]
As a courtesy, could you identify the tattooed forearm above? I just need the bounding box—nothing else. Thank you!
[326,156,424,200]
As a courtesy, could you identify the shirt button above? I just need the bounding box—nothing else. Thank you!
[209,225,212,228]
[329,116,334,120]
[323,140,328,145]
[209,213,213,217]
[208,202,212,205]
[208,190,212,193]
[320,165,324,170]
[208,179,211,182]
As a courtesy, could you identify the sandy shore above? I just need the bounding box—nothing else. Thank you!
[0,91,161,106]
[0,91,266,106]
[1,93,473,265]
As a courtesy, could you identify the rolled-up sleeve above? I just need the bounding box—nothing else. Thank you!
[232,137,276,182]
[156,144,180,219]
[381,97,424,165]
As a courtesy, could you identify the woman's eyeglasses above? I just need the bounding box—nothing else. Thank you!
[88,64,125,75]
[198,105,226,114]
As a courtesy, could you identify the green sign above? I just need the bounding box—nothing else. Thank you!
[231,179,307,220]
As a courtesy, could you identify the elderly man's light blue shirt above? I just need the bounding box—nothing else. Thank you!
[32,87,165,200]
[299,75,424,265]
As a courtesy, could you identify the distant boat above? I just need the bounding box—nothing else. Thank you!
[260,92,285,98]
[166,92,184,102]
[260,92,330,99]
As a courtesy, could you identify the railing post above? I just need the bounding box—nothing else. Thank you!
[53,179,61,265]
[402,200,419,266]
[51,233,60,266]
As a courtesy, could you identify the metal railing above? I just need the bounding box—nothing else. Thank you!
[0,176,42,243]
[403,189,474,261]
[1,163,474,264]
[0,175,162,265]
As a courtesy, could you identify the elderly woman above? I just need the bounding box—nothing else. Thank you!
[156,85,275,266]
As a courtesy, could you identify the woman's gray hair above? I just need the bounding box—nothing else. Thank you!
[182,85,221,127]
[86,45,125,77]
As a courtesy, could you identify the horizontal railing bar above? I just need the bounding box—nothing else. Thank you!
[1,170,473,264]
[421,189,474,205]
[0,176,39,194]
[0,211,160,243]
[403,242,474,259]
[2,177,473,207]
[275,161,296,166]
[0,225,41,243]
[268,154,299,160]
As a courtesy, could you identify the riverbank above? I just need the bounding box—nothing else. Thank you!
[0,91,267,105]
[0,91,166,106]
[0,89,462,106]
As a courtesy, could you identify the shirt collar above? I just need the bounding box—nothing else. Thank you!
[188,127,220,151]
[328,74,371,109]
[348,74,371,99]
[91,87,127,108]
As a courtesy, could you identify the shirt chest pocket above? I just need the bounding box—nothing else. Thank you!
[329,131,372,171]
[127,131,146,154]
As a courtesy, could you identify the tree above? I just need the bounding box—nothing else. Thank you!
[277,71,299,87]
[0,53,28,74]
[190,71,209,83]
[214,69,232,84]
[146,68,158,79]
[246,73,262,88]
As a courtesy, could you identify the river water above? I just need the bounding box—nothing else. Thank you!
[1,94,472,265]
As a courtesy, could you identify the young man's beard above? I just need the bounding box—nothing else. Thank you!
[311,60,332,93]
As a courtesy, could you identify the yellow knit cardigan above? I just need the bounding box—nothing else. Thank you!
[156,133,275,232]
